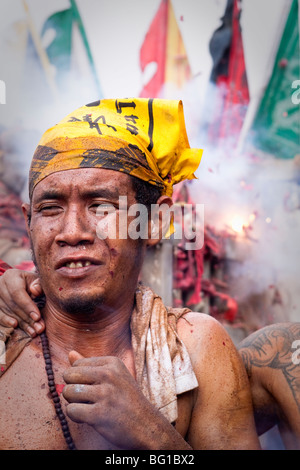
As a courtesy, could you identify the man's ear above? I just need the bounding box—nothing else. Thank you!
[146,195,174,247]
[22,203,31,235]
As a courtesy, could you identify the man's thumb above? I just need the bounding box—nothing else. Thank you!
[69,350,84,365]
[29,277,43,298]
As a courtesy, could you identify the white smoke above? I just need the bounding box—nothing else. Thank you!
[180,85,300,322]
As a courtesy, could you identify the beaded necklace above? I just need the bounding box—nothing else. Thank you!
[40,331,77,450]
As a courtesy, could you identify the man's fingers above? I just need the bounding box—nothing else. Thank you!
[0,294,44,336]
[65,402,97,426]
[63,384,99,404]
[2,271,41,319]
[0,311,18,328]
[63,366,101,385]
[19,319,45,336]
[1,292,42,336]
[9,292,40,321]
[67,355,121,368]
[0,269,45,335]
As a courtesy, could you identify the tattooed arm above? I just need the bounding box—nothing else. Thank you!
[238,323,300,449]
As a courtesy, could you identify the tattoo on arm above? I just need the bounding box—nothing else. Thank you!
[238,323,300,413]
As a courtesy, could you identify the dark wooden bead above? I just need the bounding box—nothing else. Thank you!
[42,330,76,450]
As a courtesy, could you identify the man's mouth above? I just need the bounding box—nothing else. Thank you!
[55,257,103,277]
[64,260,92,269]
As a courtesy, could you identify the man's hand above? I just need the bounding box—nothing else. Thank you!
[0,269,45,336]
[63,352,191,450]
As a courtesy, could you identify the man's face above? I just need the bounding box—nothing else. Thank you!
[25,168,148,316]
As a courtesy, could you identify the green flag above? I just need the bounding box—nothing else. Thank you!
[41,0,102,97]
[251,0,299,159]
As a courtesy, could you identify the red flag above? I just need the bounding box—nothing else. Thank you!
[140,0,191,98]
[219,0,249,138]
[206,0,249,143]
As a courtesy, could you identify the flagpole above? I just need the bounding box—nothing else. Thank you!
[22,0,59,102]
[70,0,103,98]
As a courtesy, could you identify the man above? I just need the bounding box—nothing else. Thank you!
[2,280,299,450]
[0,98,259,450]
[238,322,300,449]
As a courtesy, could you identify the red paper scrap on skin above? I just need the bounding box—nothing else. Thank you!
[59,287,63,291]
[1,366,5,372]
[56,384,65,395]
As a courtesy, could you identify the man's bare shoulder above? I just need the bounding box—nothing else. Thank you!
[174,312,260,449]
[176,311,241,368]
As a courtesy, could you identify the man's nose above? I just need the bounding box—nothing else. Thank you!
[55,207,95,246]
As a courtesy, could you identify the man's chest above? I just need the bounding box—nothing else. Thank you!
[0,342,193,450]
[0,347,119,450]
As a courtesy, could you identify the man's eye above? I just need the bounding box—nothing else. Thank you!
[39,205,62,215]
[93,203,116,215]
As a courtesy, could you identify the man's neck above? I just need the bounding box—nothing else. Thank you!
[41,299,134,363]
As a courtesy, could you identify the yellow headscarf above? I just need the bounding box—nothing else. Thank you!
[29,98,203,198]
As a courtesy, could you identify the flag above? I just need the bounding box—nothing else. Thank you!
[203,0,249,145]
[41,0,102,98]
[16,0,103,129]
[250,0,299,160]
[139,0,191,98]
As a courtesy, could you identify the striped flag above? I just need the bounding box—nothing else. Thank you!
[139,0,191,98]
